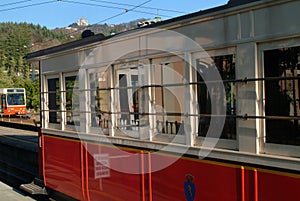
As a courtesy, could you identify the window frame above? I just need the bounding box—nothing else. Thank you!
[87,67,112,135]
[44,74,61,130]
[113,61,145,139]
[150,55,187,145]
[63,72,80,131]
[192,47,237,150]
[259,38,300,157]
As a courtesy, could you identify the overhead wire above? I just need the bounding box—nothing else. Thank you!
[62,0,171,18]
[95,0,153,24]
[0,0,156,40]
[25,0,154,45]
[0,0,33,7]
[60,0,154,36]
[0,0,181,44]
[88,0,187,14]
[0,0,185,17]
[61,0,128,11]
[0,0,57,12]
[0,0,181,26]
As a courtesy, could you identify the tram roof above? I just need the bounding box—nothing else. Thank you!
[25,0,262,61]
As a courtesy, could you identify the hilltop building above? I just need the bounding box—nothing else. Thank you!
[77,16,88,26]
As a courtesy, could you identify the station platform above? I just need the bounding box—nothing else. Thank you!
[0,181,35,201]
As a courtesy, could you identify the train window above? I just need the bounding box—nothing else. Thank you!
[112,62,149,139]
[64,75,80,129]
[115,64,141,136]
[152,58,185,136]
[7,93,25,106]
[197,55,236,140]
[47,77,61,125]
[89,69,111,135]
[264,46,300,146]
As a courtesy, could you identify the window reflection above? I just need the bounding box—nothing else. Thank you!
[47,78,60,124]
[264,47,300,145]
[65,76,80,126]
[115,67,141,132]
[152,60,185,135]
[90,71,111,133]
[197,55,236,139]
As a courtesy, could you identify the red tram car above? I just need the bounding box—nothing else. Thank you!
[0,88,27,116]
[23,0,300,200]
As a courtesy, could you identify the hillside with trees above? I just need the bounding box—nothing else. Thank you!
[0,22,71,110]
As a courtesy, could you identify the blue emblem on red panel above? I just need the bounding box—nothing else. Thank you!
[184,174,196,201]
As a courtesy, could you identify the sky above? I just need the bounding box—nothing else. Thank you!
[0,0,228,29]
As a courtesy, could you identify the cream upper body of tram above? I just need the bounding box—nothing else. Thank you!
[27,0,300,172]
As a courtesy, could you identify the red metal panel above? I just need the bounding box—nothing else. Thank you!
[42,135,300,201]
[150,153,300,201]
[258,170,300,201]
[85,143,143,201]
[43,135,84,200]
[150,153,240,201]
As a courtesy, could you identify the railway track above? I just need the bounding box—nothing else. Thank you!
[0,124,73,201]
[0,126,48,200]
[0,116,39,131]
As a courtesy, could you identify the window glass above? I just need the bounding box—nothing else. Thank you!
[7,93,25,105]
[65,76,80,126]
[90,70,111,133]
[47,78,60,124]
[264,47,300,145]
[197,55,236,139]
[113,63,149,136]
[152,60,185,135]
[115,66,141,132]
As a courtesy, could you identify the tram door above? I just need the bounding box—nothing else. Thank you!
[117,68,139,129]
[0,94,6,113]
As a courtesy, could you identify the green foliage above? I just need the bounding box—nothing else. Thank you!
[21,78,40,110]
[0,22,69,110]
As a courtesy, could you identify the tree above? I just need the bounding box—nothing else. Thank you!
[22,78,40,110]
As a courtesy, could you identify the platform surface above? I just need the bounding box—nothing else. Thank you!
[0,181,36,201]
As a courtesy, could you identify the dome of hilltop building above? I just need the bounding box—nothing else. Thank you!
[77,16,89,26]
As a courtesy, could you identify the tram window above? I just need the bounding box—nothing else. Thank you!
[89,71,111,132]
[113,63,149,136]
[48,78,60,124]
[7,93,25,105]
[264,47,300,146]
[115,67,141,132]
[65,76,80,126]
[152,60,185,135]
[197,55,236,139]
